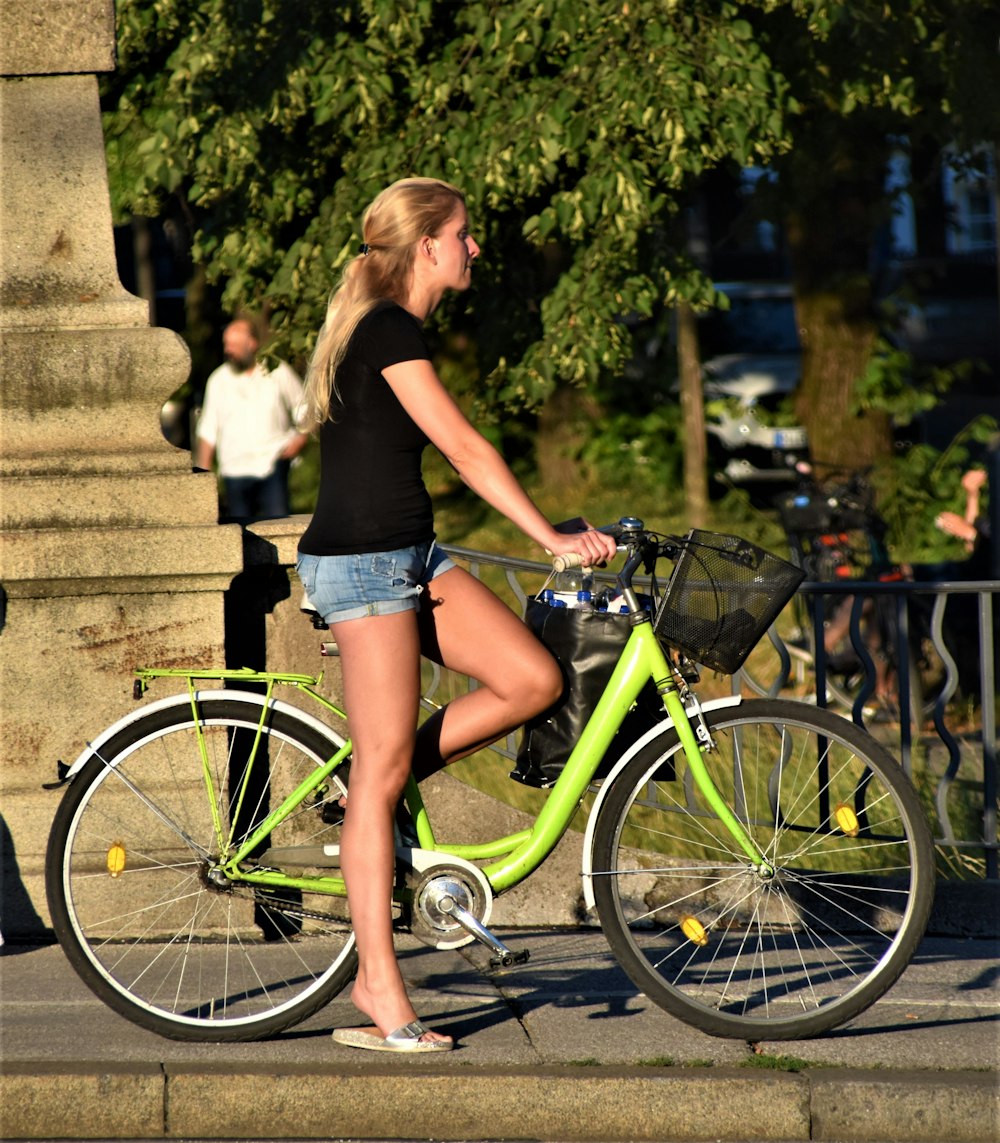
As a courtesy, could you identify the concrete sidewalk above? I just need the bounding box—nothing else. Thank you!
[1,931,997,1143]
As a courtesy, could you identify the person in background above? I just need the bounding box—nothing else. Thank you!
[915,465,993,699]
[296,177,615,1054]
[935,467,990,575]
[195,315,310,525]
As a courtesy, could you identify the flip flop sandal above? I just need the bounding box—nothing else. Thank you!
[332,1020,454,1053]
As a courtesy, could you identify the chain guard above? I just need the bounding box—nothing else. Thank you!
[399,850,495,951]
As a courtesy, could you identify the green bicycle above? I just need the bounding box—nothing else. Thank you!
[45,518,935,1042]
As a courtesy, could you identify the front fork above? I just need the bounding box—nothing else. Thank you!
[639,623,773,875]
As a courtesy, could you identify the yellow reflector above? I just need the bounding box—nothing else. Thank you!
[107,841,127,877]
[834,803,860,837]
[680,914,709,946]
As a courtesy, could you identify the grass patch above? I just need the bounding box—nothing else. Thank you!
[740,1052,814,1072]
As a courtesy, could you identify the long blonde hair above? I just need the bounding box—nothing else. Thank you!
[303,176,466,429]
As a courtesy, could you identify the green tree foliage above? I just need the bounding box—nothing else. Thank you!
[105,1,998,501]
[103,0,793,412]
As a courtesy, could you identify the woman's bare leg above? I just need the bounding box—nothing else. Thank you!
[331,568,557,1044]
[413,565,563,779]
[331,609,451,1046]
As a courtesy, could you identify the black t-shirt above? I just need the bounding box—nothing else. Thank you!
[298,301,435,556]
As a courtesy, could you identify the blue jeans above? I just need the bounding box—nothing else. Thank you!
[221,462,290,525]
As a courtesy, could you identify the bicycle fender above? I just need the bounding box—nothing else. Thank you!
[61,688,344,780]
[579,694,744,912]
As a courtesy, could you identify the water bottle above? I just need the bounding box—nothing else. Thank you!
[538,588,567,608]
[552,569,594,609]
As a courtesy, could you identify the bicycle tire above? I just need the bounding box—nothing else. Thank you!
[46,697,357,1042]
[591,699,934,1040]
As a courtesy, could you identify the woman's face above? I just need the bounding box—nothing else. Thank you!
[433,204,480,292]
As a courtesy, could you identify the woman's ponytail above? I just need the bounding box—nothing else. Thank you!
[303,177,465,431]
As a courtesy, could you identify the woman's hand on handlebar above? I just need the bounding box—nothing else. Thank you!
[547,517,619,568]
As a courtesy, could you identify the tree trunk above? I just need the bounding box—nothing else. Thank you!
[677,302,708,527]
[535,384,601,490]
[789,284,891,468]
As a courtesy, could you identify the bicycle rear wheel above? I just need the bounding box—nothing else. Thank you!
[46,697,356,1042]
[592,699,934,1040]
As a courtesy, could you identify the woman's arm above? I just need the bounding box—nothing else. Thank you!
[383,359,617,566]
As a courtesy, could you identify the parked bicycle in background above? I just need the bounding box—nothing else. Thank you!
[738,463,949,723]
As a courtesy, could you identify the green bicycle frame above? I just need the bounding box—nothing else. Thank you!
[418,615,765,889]
[136,620,766,903]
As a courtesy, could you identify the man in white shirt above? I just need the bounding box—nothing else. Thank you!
[195,316,310,524]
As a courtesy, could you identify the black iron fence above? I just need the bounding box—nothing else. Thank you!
[738,579,997,880]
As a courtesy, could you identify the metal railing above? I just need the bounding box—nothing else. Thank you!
[436,545,998,881]
[741,579,998,880]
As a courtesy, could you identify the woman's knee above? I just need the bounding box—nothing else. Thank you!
[349,754,413,809]
[520,652,564,717]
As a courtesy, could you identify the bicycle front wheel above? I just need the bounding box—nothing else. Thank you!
[592,699,934,1040]
[46,697,356,1042]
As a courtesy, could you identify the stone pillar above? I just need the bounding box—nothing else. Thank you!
[0,1,243,937]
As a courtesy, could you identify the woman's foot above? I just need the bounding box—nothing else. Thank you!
[347,980,453,1049]
[332,1019,453,1053]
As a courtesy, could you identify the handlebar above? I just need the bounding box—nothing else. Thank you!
[550,517,683,597]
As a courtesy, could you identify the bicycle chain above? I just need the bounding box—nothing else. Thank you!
[218,882,353,928]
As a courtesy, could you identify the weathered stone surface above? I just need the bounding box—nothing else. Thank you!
[0,1065,163,1140]
[4,473,217,531]
[0,589,235,934]
[166,1067,811,1142]
[0,1,115,77]
[0,76,143,329]
[810,1069,1000,1143]
[0,4,242,940]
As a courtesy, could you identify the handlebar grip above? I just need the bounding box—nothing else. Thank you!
[552,551,585,572]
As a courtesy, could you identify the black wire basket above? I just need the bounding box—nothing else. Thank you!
[653,530,805,675]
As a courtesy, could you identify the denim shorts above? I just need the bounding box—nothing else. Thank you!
[296,541,456,624]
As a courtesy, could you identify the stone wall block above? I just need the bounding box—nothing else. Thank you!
[0,73,145,328]
[5,472,218,531]
[0,1,115,76]
[0,590,231,936]
[0,326,200,478]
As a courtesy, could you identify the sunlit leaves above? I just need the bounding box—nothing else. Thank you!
[101,0,997,418]
[101,0,799,409]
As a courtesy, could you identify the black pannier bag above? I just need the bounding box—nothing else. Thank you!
[510,598,662,789]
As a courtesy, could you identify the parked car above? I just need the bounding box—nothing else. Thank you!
[697,281,809,492]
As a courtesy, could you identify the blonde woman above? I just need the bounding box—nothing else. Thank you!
[297,178,616,1052]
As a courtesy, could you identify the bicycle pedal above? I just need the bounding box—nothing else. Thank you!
[489,947,530,969]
